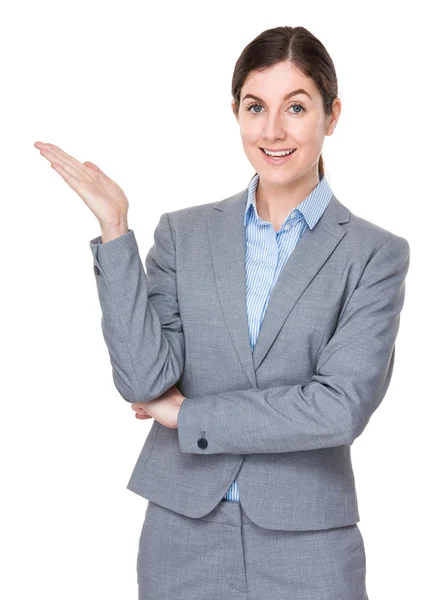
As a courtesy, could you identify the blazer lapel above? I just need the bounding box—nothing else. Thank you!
[208,188,257,388]
[207,185,350,387]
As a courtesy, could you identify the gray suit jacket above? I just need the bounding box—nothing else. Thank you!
[90,185,410,531]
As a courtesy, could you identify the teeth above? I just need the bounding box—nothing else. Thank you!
[263,148,295,157]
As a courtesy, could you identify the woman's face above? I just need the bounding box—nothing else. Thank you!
[232,61,340,186]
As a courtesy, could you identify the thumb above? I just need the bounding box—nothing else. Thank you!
[83,160,103,172]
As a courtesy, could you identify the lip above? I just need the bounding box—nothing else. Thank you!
[260,147,296,165]
[261,147,296,152]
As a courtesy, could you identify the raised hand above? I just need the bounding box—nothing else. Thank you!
[34,141,129,228]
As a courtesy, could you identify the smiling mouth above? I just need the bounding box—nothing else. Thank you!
[260,148,297,156]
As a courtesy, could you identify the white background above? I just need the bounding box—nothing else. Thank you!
[1,0,442,598]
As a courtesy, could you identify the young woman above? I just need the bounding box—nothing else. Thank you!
[35,25,409,600]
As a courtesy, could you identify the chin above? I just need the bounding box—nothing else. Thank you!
[258,169,300,183]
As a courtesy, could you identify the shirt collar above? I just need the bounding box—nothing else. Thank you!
[243,172,333,230]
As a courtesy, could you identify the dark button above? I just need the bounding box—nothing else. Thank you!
[197,438,208,449]
[93,265,100,276]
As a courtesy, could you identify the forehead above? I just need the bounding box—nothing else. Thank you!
[241,62,317,99]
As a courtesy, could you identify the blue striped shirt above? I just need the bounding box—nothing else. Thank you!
[223,171,334,501]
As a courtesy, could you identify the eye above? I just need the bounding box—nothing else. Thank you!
[245,102,305,115]
[289,102,305,114]
[246,103,264,114]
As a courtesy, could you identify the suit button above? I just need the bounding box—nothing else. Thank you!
[197,438,208,449]
[93,265,100,276]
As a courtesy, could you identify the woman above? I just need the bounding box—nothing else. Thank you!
[35,25,409,600]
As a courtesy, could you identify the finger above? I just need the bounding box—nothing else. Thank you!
[84,160,104,173]
[35,142,85,170]
[38,147,81,179]
[50,162,81,192]
[134,405,152,418]
[35,142,81,170]
[36,143,92,184]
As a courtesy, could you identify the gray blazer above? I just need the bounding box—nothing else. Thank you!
[90,185,410,531]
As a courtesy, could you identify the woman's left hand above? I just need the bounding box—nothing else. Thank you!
[131,385,185,429]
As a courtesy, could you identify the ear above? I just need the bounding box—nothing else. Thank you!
[231,99,239,121]
[326,98,341,136]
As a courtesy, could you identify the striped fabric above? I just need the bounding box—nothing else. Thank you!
[223,171,334,501]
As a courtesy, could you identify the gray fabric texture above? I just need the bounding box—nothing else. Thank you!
[90,186,410,531]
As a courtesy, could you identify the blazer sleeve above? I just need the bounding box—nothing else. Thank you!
[90,212,184,403]
[177,234,410,454]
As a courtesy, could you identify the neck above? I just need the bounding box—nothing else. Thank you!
[255,168,321,225]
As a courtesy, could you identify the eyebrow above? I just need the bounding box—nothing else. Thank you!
[241,88,313,102]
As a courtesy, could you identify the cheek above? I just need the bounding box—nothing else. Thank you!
[296,124,324,153]
[239,123,259,145]
[240,137,261,162]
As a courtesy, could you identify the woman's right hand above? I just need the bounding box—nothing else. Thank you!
[34,141,129,228]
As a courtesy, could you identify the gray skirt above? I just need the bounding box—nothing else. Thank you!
[137,499,368,600]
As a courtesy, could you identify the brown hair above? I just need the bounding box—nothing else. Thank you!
[231,26,338,181]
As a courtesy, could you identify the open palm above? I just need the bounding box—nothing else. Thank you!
[34,141,128,228]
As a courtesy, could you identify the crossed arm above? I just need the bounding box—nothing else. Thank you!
[91,214,409,455]
[90,212,185,403]
[176,235,410,454]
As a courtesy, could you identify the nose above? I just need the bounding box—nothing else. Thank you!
[261,112,287,142]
